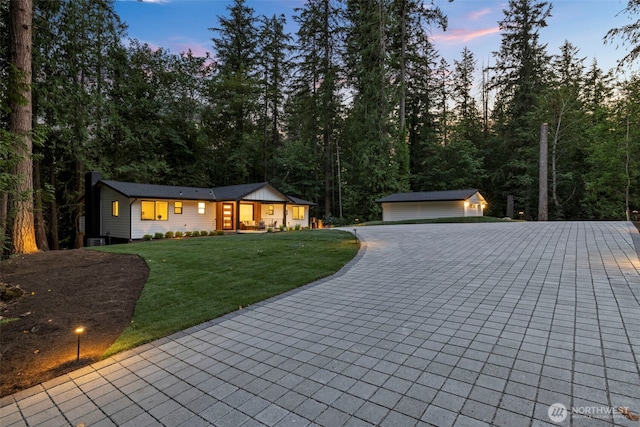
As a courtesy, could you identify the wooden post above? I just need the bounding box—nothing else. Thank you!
[506,195,514,219]
[538,123,548,221]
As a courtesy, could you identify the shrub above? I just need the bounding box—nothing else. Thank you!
[192,230,200,237]
[279,225,286,231]
[216,230,224,235]
[267,227,273,233]
[175,231,184,238]
[294,224,301,231]
[143,234,153,241]
[209,230,216,236]
[200,230,209,236]
[154,232,164,239]
[165,231,174,239]
[184,231,192,237]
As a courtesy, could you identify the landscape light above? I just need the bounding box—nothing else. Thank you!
[75,327,84,362]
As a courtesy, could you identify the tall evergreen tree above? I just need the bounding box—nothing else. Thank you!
[489,0,552,217]
[205,0,261,185]
[451,47,483,143]
[258,14,292,182]
[534,41,588,219]
[33,0,127,248]
[343,0,397,220]
[159,50,213,186]
[604,0,640,69]
[288,0,345,217]
[389,0,448,191]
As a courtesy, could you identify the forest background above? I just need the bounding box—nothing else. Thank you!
[1,0,640,254]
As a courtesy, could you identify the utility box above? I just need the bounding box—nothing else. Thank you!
[87,238,105,247]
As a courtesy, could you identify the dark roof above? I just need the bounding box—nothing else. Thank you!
[98,179,311,204]
[376,189,482,203]
[211,182,272,200]
[287,195,316,206]
[100,180,216,201]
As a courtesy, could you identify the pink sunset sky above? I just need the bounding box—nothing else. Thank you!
[114,0,635,76]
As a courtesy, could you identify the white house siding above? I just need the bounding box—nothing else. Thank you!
[130,199,217,239]
[287,205,310,228]
[260,203,285,227]
[382,201,465,222]
[244,186,288,202]
[100,187,131,239]
[463,193,485,217]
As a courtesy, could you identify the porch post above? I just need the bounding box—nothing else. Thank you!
[236,201,240,232]
[283,202,287,228]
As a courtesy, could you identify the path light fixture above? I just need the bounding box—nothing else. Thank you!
[353,229,358,244]
[75,326,85,362]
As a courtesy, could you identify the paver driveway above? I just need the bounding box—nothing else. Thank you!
[2,222,640,426]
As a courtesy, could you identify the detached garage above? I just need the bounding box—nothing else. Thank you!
[376,189,487,222]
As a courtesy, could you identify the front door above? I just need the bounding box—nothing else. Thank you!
[222,203,234,230]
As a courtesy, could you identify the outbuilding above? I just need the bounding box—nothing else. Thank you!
[376,189,486,222]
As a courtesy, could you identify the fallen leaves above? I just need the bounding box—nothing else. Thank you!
[617,407,640,421]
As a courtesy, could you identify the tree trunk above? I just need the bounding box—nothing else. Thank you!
[49,165,60,250]
[538,123,548,221]
[0,191,7,253]
[9,0,38,254]
[399,0,406,133]
[322,0,332,218]
[33,159,49,251]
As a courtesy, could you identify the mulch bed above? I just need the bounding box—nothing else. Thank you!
[0,249,148,397]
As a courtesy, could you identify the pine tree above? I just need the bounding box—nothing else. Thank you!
[489,0,552,217]
[33,0,127,248]
[535,41,588,219]
[258,14,292,182]
[343,0,396,220]
[604,0,640,69]
[206,0,261,185]
[287,0,345,218]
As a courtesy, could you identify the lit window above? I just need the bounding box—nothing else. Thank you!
[267,205,274,215]
[174,201,183,214]
[156,201,168,220]
[198,202,205,215]
[141,201,155,220]
[112,201,119,217]
[292,206,304,220]
[141,200,169,221]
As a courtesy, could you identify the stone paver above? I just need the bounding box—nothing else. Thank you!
[2,222,639,426]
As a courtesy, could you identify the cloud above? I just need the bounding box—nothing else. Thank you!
[431,26,500,44]
[165,36,212,57]
[467,8,493,21]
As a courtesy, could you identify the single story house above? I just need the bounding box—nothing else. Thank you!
[376,189,486,222]
[83,171,315,244]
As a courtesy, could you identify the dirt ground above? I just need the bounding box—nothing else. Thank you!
[0,249,149,397]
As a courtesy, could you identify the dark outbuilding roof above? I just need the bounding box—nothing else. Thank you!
[376,189,481,203]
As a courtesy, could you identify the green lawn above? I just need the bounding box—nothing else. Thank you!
[94,230,359,357]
